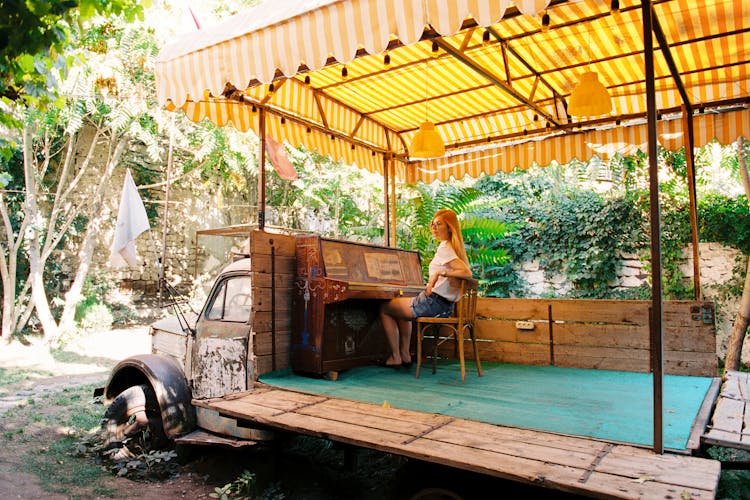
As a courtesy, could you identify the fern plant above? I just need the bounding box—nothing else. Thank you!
[398,182,516,295]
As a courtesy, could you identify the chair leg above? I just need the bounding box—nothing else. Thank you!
[432,330,439,375]
[415,325,423,378]
[470,326,482,377]
[457,329,466,381]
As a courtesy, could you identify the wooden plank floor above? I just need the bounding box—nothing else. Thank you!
[197,385,720,499]
[703,370,750,450]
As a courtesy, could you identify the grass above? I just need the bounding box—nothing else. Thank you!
[0,366,54,387]
[1,381,118,499]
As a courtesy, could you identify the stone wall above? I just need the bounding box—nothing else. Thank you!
[76,165,255,318]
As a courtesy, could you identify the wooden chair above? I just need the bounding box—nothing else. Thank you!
[415,277,482,381]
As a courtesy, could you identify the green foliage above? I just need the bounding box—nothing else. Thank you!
[0,0,149,115]
[699,193,750,254]
[532,192,644,298]
[107,449,180,480]
[77,303,114,332]
[473,164,647,298]
[210,470,257,500]
[265,147,384,238]
[397,182,515,295]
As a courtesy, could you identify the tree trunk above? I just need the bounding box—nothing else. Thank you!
[58,138,126,332]
[724,137,750,372]
[23,126,60,343]
[0,167,32,341]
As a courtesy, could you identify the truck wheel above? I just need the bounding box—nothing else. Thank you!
[101,384,167,461]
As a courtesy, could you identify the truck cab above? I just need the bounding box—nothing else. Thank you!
[99,231,296,456]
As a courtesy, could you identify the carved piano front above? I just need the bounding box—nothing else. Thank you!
[292,235,424,377]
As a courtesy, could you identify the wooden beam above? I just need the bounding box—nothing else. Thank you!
[434,37,561,127]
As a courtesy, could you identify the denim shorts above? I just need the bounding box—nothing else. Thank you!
[410,291,455,318]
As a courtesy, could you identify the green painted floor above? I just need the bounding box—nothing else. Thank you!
[260,361,714,451]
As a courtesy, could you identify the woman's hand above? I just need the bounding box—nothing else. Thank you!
[425,273,439,295]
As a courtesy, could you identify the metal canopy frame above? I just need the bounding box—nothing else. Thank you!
[157,0,749,454]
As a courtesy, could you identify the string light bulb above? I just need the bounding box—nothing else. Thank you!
[541,11,550,32]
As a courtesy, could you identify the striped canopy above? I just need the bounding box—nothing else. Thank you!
[156,0,750,183]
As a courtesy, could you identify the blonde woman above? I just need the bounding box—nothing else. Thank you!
[379,209,472,368]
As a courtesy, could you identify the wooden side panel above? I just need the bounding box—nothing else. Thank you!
[470,298,716,376]
[250,231,297,377]
[545,299,649,324]
[250,230,297,257]
[478,298,550,320]
[476,341,551,365]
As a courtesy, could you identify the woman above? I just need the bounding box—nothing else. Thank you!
[379,208,472,368]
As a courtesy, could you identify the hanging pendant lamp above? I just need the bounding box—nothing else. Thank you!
[409,57,445,159]
[568,71,612,117]
[410,121,445,158]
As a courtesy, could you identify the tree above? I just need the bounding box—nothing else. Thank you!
[0,0,147,116]
[724,137,750,371]
[0,6,156,342]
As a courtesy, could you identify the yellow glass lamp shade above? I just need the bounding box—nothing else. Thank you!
[410,121,445,158]
[567,71,612,117]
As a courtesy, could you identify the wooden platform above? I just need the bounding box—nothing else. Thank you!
[197,385,720,499]
[703,370,750,450]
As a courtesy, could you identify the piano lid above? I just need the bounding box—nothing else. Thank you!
[298,236,423,287]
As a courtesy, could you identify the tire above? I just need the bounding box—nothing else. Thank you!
[101,384,167,461]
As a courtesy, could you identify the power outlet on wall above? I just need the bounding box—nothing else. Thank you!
[515,321,535,330]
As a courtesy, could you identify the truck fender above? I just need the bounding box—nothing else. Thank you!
[103,353,196,439]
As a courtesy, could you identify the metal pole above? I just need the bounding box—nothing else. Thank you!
[383,154,390,246]
[258,108,267,230]
[642,0,664,454]
[683,108,701,300]
[159,114,175,307]
[390,158,397,247]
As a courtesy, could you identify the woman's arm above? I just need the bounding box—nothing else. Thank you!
[441,258,472,280]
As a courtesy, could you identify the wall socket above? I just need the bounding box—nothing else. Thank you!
[515,321,535,330]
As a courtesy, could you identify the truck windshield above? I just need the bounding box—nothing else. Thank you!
[206,276,251,322]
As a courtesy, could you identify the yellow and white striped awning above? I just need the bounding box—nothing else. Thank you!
[156,0,750,182]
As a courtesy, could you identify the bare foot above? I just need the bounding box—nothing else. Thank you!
[384,355,402,367]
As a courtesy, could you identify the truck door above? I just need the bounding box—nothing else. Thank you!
[192,273,253,399]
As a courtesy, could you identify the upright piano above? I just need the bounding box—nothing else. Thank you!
[292,234,424,377]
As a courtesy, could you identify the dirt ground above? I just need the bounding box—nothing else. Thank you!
[0,327,431,500]
[0,327,221,499]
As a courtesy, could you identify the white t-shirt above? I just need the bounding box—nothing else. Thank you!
[428,241,462,302]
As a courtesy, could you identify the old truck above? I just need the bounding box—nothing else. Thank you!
[99,230,299,458]
[99,229,425,456]
[97,229,725,498]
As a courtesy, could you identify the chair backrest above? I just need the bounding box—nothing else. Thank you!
[453,277,479,327]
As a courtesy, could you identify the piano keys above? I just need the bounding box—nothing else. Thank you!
[292,234,424,377]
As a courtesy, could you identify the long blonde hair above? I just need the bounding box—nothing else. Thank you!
[434,209,469,265]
